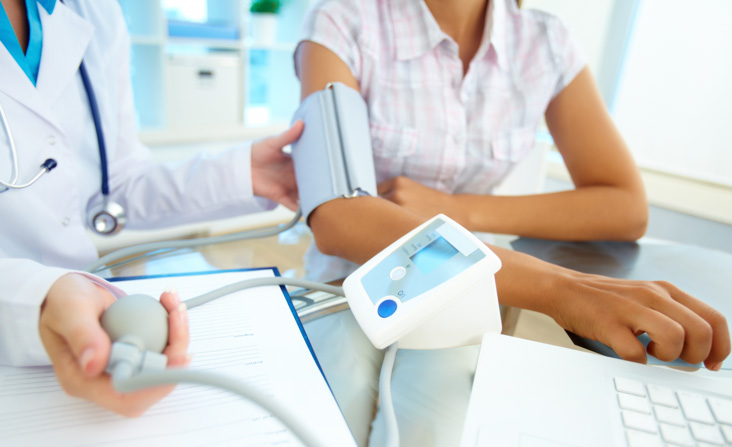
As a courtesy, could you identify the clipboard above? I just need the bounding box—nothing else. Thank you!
[0,268,357,446]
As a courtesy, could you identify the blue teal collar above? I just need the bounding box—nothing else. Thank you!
[39,0,57,15]
[0,0,57,85]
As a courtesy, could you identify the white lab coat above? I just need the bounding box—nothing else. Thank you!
[0,0,270,366]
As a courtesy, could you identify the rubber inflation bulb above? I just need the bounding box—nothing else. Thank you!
[101,294,169,353]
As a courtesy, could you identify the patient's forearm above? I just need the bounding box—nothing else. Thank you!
[308,197,427,264]
[307,196,562,313]
[456,186,648,241]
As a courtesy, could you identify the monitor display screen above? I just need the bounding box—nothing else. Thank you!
[410,236,458,274]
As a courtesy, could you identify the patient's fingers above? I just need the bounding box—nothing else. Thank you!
[377,178,396,197]
[553,274,729,370]
[670,287,730,370]
[602,324,648,364]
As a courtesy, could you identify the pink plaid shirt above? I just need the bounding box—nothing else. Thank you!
[297,0,586,281]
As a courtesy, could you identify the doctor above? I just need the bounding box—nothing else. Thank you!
[0,0,303,415]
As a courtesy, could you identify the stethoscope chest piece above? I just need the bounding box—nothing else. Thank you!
[88,199,126,236]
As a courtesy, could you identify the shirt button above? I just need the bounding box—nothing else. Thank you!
[47,135,57,146]
[62,217,71,226]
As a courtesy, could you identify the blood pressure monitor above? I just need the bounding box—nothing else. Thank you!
[343,214,503,350]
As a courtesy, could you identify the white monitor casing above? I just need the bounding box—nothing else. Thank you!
[343,214,503,350]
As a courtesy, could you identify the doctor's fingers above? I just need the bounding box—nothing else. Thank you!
[252,120,305,160]
[158,290,190,367]
[269,120,304,149]
[41,274,117,377]
[46,335,174,418]
[277,190,299,212]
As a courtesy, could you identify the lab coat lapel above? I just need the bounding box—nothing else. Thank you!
[0,3,92,133]
[36,2,93,107]
[0,41,54,127]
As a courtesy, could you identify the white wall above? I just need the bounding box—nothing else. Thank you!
[523,0,732,225]
[612,0,732,187]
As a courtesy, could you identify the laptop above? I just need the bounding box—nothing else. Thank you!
[460,333,732,447]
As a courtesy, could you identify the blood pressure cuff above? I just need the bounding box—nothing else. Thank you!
[291,82,377,224]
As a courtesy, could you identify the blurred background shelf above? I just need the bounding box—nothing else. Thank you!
[117,0,308,144]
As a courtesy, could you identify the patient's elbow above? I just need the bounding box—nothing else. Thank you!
[624,212,648,241]
[617,198,649,242]
[311,226,340,257]
[307,204,345,258]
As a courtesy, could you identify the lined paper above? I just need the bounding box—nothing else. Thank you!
[0,269,355,447]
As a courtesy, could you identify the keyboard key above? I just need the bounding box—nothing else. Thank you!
[654,405,686,426]
[689,421,725,445]
[648,384,678,408]
[709,397,732,425]
[618,393,652,414]
[622,410,658,433]
[626,428,663,447]
[678,391,716,424]
[722,424,732,443]
[698,443,726,447]
[615,377,646,397]
[660,423,695,446]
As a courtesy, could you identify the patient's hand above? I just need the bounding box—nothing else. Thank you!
[40,274,190,417]
[547,271,730,370]
[251,120,304,211]
[379,176,460,221]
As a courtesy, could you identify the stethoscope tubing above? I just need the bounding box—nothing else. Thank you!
[78,61,109,196]
[0,95,58,189]
[0,61,110,203]
[0,97,19,185]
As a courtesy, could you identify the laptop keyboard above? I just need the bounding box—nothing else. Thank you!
[614,376,732,447]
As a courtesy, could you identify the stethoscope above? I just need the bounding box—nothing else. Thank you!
[0,61,127,235]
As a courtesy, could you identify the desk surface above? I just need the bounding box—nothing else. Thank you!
[107,225,581,351]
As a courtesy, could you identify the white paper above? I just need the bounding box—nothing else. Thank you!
[0,269,356,447]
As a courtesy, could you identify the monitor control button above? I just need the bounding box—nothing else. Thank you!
[378,298,398,318]
[390,266,407,281]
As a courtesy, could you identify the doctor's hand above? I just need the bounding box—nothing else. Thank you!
[545,270,730,371]
[251,120,304,211]
[39,274,190,417]
[379,176,461,222]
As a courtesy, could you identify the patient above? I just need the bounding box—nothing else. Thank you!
[293,0,730,446]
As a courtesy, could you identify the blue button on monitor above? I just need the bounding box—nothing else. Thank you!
[377,299,398,318]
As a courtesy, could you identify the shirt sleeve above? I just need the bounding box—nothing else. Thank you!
[296,0,364,80]
[0,258,125,367]
[546,15,587,100]
[86,2,273,230]
[105,142,275,230]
